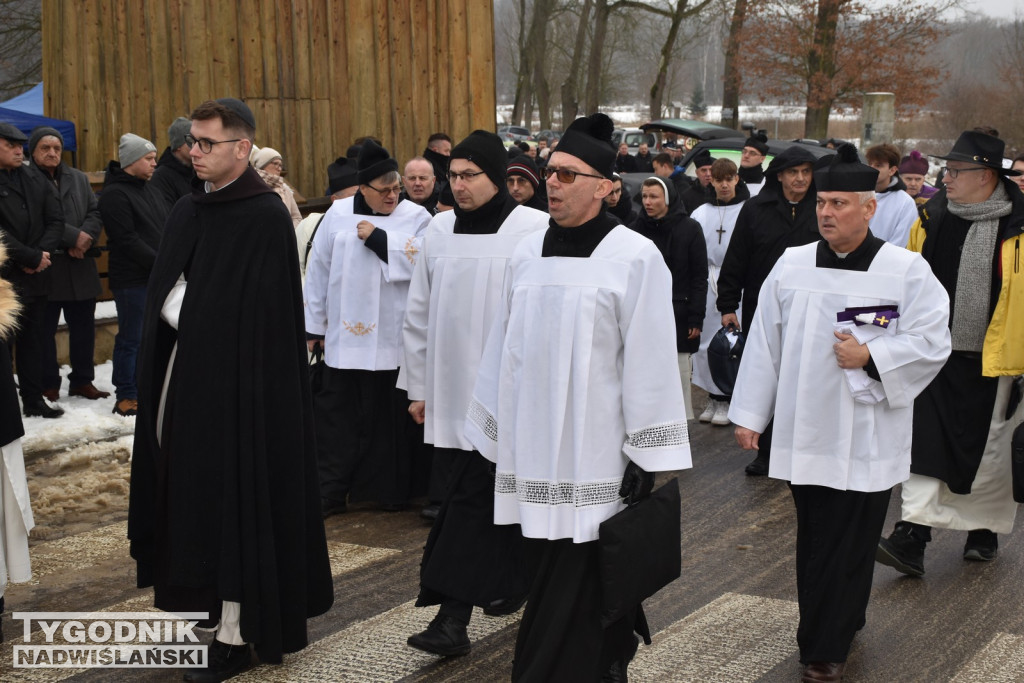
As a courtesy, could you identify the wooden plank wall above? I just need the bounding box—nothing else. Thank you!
[41,0,497,199]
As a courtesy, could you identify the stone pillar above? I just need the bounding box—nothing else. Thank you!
[862,92,895,146]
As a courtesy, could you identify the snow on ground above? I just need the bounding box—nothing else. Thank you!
[20,360,135,456]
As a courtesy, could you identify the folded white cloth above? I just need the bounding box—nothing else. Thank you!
[834,322,886,404]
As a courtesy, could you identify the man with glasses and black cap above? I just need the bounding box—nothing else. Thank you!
[128,97,333,681]
[305,139,431,517]
[402,129,548,659]
[877,130,1024,578]
[466,113,691,682]
[731,143,950,683]
[0,121,64,419]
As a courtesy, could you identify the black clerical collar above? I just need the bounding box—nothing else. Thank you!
[815,230,885,271]
[453,189,516,235]
[542,211,619,258]
[354,190,388,216]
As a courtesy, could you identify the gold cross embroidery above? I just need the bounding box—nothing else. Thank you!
[342,321,376,336]
[875,316,888,326]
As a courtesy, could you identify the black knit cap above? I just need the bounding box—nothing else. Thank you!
[555,113,616,179]
[29,126,63,155]
[450,130,507,190]
[691,149,716,169]
[813,143,878,191]
[327,156,358,194]
[507,155,541,189]
[357,139,399,185]
[215,97,256,129]
[744,131,769,155]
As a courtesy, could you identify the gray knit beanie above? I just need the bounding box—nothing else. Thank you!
[119,133,157,167]
[28,126,63,155]
[167,117,191,150]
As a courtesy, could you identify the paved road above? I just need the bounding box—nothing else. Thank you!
[5,407,1024,682]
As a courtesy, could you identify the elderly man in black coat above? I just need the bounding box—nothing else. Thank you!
[127,98,333,682]
[0,122,64,418]
[28,126,109,403]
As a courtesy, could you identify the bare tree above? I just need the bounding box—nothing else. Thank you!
[720,0,752,128]
[561,0,594,123]
[0,0,42,101]
[646,0,714,119]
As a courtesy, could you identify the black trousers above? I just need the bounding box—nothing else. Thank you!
[313,366,415,506]
[11,293,47,403]
[512,538,644,682]
[42,298,97,390]
[789,483,892,663]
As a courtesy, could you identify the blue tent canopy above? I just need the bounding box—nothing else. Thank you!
[0,83,78,151]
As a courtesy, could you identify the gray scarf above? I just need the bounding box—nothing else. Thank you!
[947,181,1012,351]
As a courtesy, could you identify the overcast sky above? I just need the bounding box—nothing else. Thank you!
[955,1,1022,20]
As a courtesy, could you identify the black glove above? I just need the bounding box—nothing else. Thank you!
[619,461,654,506]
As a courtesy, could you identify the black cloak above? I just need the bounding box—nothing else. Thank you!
[128,167,334,663]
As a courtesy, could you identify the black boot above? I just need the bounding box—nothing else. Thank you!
[183,639,252,682]
[744,452,769,476]
[407,614,471,657]
[876,521,930,576]
[23,399,64,418]
[482,594,527,616]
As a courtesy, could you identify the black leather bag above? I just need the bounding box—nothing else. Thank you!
[308,341,325,396]
[597,479,681,626]
[707,325,745,395]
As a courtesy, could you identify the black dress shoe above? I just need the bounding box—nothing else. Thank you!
[801,661,845,681]
[420,503,440,520]
[24,399,64,418]
[322,498,347,518]
[407,615,471,656]
[482,594,527,616]
[744,453,768,476]
[964,529,998,561]
[183,639,252,682]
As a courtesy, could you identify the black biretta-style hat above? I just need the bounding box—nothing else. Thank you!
[813,143,878,191]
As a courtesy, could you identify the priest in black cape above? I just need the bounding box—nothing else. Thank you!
[128,98,333,681]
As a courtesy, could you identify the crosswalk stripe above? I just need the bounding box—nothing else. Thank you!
[232,600,519,682]
[630,592,799,682]
[27,518,396,583]
[4,541,400,680]
[951,633,1024,683]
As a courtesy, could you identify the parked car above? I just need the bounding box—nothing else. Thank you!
[498,125,532,142]
[535,129,562,142]
[611,128,658,154]
[639,118,745,152]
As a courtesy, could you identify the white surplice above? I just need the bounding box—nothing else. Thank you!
[870,187,918,248]
[690,200,746,394]
[304,197,431,370]
[401,205,549,450]
[466,226,692,543]
[728,242,951,492]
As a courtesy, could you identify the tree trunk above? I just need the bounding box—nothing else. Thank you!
[584,0,610,114]
[649,1,690,120]
[804,0,844,139]
[511,0,530,126]
[561,0,594,125]
[527,0,555,130]
[720,0,749,129]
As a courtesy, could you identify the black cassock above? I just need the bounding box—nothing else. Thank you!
[128,169,333,664]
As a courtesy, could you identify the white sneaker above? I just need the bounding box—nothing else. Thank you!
[711,401,731,426]
[698,400,716,423]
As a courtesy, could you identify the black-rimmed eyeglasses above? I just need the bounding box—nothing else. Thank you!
[184,133,241,154]
[942,166,987,179]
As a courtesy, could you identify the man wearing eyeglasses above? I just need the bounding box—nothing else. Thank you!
[305,140,431,517]
[402,129,548,659]
[466,113,691,682]
[128,98,334,681]
[877,130,1024,578]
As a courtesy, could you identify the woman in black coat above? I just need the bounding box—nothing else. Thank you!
[629,176,708,419]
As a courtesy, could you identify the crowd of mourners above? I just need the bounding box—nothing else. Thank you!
[0,103,1022,683]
